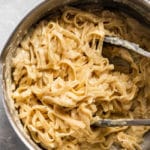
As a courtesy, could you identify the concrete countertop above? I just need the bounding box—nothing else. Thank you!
[0,1,43,149]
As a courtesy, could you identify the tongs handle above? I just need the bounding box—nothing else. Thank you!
[92,119,150,127]
[104,36,150,58]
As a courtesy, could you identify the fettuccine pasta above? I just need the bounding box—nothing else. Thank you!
[11,7,150,150]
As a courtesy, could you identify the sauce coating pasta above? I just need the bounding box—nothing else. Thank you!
[11,8,150,150]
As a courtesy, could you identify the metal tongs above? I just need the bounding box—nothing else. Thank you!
[104,36,150,58]
[92,36,150,127]
[93,119,150,127]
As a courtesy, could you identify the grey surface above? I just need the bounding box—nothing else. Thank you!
[0,1,43,150]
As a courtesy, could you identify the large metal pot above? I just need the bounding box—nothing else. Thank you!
[0,0,150,149]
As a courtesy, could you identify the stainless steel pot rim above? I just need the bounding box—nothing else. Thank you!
[0,0,150,150]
